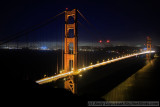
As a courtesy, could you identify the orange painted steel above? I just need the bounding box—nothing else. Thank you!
[64,9,78,94]
[146,36,151,59]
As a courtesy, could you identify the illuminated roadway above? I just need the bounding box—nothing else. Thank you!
[36,51,155,84]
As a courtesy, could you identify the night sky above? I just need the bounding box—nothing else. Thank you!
[0,0,160,46]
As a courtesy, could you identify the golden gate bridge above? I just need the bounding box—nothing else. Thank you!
[0,8,154,94]
[35,8,154,94]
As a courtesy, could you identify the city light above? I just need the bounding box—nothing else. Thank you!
[99,40,102,43]
[106,40,110,43]
[79,74,82,77]
[40,46,48,50]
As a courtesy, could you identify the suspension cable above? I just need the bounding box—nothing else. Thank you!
[0,11,65,46]
[77,10,103,36]
[78,21,99,43]
[77,9,107,48]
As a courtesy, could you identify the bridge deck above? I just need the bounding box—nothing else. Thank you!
[36,51,155,84]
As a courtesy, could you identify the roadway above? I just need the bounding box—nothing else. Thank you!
[36,51,155,84]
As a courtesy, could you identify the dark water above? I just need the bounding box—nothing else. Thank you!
[57,52,159,101]
[0,49,125,81]
[76,55,156,96]
[0,49,159,101]
[102,57,160,101]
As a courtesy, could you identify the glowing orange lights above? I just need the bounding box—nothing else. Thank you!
[64,9,77,94]
[146,36,151,51]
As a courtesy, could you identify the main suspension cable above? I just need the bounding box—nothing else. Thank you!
[77,10,103,36]
[0,11,65,46]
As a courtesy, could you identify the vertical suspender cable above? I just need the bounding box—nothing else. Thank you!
[56,32,59,74]
[61,25,63,73]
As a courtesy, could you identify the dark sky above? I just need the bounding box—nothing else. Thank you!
[0,0,160,46]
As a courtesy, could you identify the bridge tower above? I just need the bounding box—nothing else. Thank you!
[64,8,78,94]
[146,36,151,59]
[147,36,151,51]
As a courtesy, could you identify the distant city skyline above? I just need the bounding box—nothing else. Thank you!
[1,40,159,49]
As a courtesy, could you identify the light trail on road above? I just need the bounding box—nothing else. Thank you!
[36,51,155,84]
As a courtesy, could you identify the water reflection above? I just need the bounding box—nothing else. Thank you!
[102,57,157,101]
